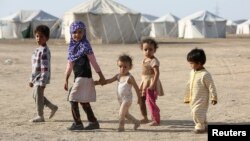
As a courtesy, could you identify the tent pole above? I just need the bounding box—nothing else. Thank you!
[114,14,124,44]
[128,14,139,43]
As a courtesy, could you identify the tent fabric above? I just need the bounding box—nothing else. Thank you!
[63,0,141,44]
[236,20,250,35]
[0,10,62,39]
[150,13,179,38]
[178,10,227,38]
[140,14,158,23]
[226,20,237,34]
[140,14,158,37]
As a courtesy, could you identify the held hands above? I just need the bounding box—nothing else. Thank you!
[99,77,106,85]
[94,79,106,85]
[211,100,217,105]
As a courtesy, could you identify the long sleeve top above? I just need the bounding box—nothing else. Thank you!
[30,46,51,86]
[65,53,101,76]
[184,69,218,105]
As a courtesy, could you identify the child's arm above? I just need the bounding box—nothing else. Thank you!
[95,74,117,86]
[184,81,190,103]
[149,66,159,90]
[128,75,141,104]
[87,54,105,85]
[203,73,218,105]
[64,61,73,91]
[39,49,50,89]
[105,74,118,84]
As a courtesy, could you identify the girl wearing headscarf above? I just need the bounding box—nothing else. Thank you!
[64,21,105,130]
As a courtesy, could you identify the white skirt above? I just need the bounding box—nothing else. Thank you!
[69,77,96,103]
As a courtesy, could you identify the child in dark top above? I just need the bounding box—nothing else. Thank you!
[64,21,105,130]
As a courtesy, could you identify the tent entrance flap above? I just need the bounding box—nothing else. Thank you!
[21,24,32,38]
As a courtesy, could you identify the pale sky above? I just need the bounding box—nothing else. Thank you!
[0,0,249,21]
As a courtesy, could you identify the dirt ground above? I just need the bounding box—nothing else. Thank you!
[0,38,249,141]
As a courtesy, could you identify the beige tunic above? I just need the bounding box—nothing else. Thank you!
[69,77,96,103]
[140,57,164,96]
[184,69,217,130]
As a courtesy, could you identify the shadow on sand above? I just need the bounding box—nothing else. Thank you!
[52,119,250,133]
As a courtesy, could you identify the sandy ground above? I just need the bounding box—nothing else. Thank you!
[0,38,250,141]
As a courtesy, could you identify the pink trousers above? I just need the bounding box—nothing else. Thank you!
[146,89,160,124]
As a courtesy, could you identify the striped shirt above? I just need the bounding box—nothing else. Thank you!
[30,46,51,86]
[184,69,217,105]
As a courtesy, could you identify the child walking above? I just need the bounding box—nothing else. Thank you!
[64,21,105,130]
[139,38,164,126]
[95,54,141,132]
[29,25,58,122]
[184,48,218,133]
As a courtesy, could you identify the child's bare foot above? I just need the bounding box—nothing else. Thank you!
[148,121,160,126]
[140,118,149,124]
[193,129,206,134]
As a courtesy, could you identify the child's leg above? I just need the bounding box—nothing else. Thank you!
[33,86,44,117]
[125,112,140,130]
[80,103,97,122]
[139,96,148,123]
[30,86,45,122]
[67,101,84,130]
[118,101,131,131]
[81,103,99,130]
[146,89,160,125]
[42,93,58,119]
[70,101,82,125]
[192,108,207,132]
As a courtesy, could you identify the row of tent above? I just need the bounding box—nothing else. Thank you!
[0,10,62,39]
[1,0,250,43]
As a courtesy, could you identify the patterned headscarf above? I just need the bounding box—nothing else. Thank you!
[68,21,93,62]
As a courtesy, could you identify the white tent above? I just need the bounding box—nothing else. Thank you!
[0,10,61,39]
[236,20,250,35]
[178,10,227,38]
[140,14,158,37]
[150,13,179,38]
[63,0,141,44]
[226,20,237,34]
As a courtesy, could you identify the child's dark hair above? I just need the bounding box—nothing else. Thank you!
[34,25,50,39]
[118,54,133,67]
[187,48,206,65]
[140,38,158,50]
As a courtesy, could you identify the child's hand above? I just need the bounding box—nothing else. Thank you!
[64,81,68,91]
[184,101,190,104]
[29,82,33,87]
[211,100,217,105]
[148,85,155,91]
[99,78,105,85]
[94,80,100,85]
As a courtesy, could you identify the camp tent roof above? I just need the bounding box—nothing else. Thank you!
[1,10,59,22]
[63,0,141,43]
[141,14,158,22]
[65,0,139,14]
[239,19,250,25]
[154,13,179,23]
[180,10,226,22]
[226,20,237,26]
